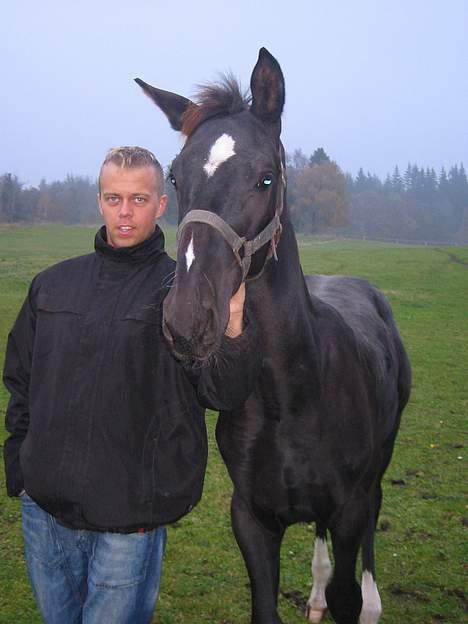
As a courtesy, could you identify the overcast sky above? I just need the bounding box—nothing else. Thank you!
[1,0,467,186]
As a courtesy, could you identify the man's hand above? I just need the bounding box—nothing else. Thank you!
[225,283,246,338]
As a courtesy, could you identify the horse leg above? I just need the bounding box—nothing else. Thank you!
[231,490,284,624]
[359,486,382,624]
[325,512,364,624]
[306,524,332,623]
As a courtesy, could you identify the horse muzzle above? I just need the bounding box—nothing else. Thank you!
[162,290,221,361]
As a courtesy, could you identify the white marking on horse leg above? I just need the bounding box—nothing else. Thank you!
[203,133,236,177]
[185,234,195,271]
[306,538,332,623]
[359,571,382,624]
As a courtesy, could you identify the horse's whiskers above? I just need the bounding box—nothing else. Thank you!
[162,270,177,288]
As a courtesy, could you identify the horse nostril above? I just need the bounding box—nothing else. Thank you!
[163,319,195,357]
[173,333,196,358]
[162,319,175,345]
[198,307,217,346]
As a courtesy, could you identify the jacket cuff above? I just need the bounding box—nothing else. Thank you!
[3,439,25,497]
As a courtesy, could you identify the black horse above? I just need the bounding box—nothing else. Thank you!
[136,48,411,624]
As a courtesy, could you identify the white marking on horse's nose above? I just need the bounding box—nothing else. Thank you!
[204,133,236,177]
[185,235,195,271]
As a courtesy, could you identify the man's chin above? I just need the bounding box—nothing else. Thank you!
[109,230,139,248]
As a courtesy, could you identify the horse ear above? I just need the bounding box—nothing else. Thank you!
[250,48,285,124]
[134,78,193,131]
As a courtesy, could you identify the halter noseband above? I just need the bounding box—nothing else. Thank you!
[176,163,285,282]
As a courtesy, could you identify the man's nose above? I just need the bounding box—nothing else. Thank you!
[118,200,133,217]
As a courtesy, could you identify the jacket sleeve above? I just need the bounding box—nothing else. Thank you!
[182,313,262,412]
[3,278,37,496]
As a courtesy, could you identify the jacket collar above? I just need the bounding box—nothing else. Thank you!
[95,225,166,263]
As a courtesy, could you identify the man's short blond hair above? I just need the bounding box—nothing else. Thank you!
[99,146,165,195]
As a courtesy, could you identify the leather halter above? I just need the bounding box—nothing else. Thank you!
[177,163,285,282]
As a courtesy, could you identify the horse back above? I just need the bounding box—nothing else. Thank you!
[305,273,411,415]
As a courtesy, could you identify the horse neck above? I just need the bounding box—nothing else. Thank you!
[248,216,314,334]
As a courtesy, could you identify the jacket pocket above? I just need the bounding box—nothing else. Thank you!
[122,303,161,325]
[34,291,84,359]
[37,290,85,314]
[120,302,166,345]
[141,403,207,503]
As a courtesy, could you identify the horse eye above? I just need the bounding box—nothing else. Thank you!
[257,174,273,189]
[168,173,177,187]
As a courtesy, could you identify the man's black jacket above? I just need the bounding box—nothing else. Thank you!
[3,226,260,532]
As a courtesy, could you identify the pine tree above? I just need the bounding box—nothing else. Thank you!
[404,164,413,192]
[383,174,393,194]
[391,166,404,193]
[0,173,22,222]
[344,173,354,193]
[448,164,468,216]
[291,148,308,170]
[366,172,382,192]
[309,147,330,167]
[438,167,449,194]
[354,168,368,193]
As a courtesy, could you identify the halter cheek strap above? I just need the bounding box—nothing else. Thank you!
[176,162,285,282]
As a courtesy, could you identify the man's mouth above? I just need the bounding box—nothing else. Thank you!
[118,225,134,233]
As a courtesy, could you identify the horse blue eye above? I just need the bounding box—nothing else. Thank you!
[257,175,273,189]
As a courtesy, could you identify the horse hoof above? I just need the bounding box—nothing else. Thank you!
[306,605,326,623]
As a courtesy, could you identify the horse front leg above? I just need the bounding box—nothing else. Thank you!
[231,490,284,624]
[326,511,364,624]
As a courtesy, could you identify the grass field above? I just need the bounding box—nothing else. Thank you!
[0,224,466,623]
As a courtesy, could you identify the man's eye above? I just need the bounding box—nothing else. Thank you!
[107,196,120,205]
[134,196,146,204]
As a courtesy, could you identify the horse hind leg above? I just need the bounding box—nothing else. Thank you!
[359,487,382,624]
[306,524,332,623]
[359,572,381,624]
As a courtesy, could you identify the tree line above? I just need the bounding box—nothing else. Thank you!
[344,161,467,242]
[0,174,99,225]
[286,148,467,243]
[1,152,467,243]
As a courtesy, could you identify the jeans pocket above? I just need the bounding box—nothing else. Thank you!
[89,530,158,589]
[21,495,65,567]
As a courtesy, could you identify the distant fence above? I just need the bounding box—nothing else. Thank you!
[339,234,467,247]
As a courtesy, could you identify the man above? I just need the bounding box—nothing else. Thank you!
[3,146,260,623]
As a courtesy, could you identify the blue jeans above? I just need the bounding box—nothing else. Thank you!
[21,494,166,624]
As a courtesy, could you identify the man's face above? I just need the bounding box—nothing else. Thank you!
[98,163,167,248]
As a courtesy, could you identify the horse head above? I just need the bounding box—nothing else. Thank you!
[136,48,285,360]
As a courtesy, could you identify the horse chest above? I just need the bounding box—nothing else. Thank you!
[217,366,377,523]
[217,405,338,522]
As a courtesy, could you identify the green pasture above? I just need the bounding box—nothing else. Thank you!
[0,225,466,623]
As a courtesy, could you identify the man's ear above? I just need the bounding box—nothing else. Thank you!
[135,79,193,131]
[97,193,103,216]
[156,194,168,220]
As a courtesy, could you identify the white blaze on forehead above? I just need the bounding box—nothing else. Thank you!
[185,234,195,271]
[203,133,236,177]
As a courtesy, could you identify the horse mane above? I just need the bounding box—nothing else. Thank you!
[181,74,250,136]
